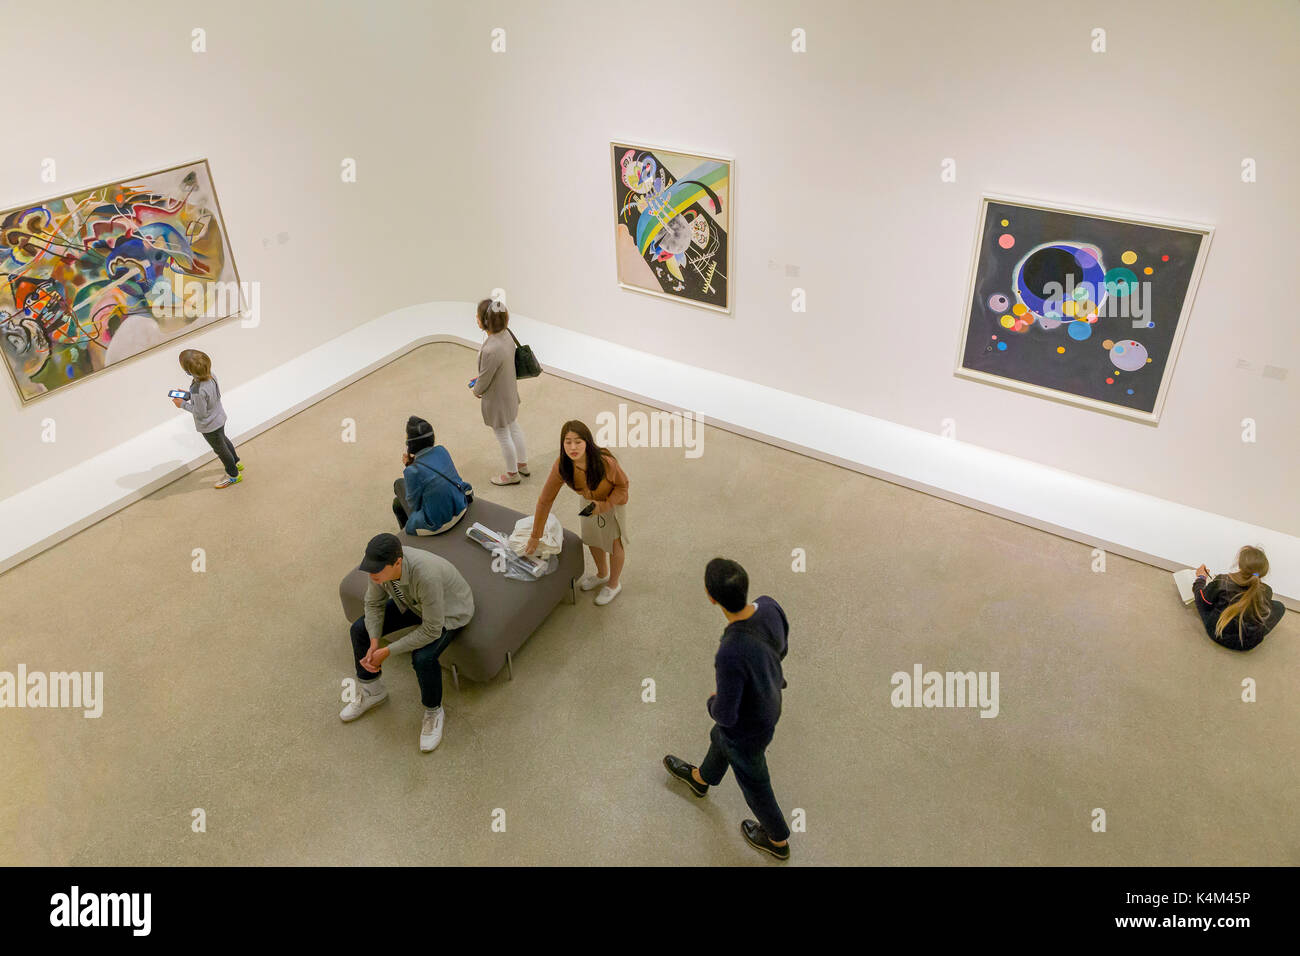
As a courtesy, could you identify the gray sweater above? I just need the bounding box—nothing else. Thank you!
[364,548,475,654]
[472,330,520,428]
[180,377,228,434]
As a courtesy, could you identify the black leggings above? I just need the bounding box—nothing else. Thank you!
[201,426,240,478]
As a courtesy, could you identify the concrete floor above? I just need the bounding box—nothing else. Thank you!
[1,342,1296,865]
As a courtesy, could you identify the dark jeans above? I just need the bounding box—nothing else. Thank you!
[698,723,790,842]
[201,425,240,478]
[349,599,462,708]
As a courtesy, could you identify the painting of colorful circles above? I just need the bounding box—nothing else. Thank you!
[611,142,732,313]
[957,195,1212,422]
[0,159,241,404]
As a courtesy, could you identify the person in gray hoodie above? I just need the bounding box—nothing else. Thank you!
[173,348,243,489]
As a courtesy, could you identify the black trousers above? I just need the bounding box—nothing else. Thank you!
[392,478,411,530]
[349,599,462,708]
[201,426,240,478]
[698,724,790,842]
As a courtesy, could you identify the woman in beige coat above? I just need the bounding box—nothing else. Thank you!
[470,298,529,485]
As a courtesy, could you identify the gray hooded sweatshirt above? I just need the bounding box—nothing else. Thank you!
[181,377,228,433]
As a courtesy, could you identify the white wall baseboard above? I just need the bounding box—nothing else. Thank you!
[2,300,1295,610]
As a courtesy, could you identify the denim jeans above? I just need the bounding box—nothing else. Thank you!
[698,723,790,842]
[349,599,462,708]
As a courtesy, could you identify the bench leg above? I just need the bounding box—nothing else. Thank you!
[451,663,460,692]
[506,651,514,681]
[568,577,577,604]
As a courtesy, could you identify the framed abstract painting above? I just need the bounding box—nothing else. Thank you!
[956,194,1213,422]
[1,159,242,404]
[611,141,732,313]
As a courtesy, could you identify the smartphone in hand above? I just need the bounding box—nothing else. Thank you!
[468,378,478,388]
[168,389,190,400]
[579,502,596,517]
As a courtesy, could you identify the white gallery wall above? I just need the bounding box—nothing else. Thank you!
[0,0,490,501]
[2,0,1297,542]
[466,0,1300,536]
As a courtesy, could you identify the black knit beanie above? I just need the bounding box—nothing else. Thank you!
[406,416,435,454]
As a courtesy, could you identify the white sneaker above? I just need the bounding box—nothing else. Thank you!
[595,583,622,606]
[579,573,610,591]
[340,680,387,722]
[420,706,445,752]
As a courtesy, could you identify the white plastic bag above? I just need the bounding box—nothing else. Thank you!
[508,514,563,557]
[465,521,557,582]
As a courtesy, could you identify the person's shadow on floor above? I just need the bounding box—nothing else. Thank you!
[115,459,200,501]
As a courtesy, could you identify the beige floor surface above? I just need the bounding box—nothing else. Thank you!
[1,343,1295,866]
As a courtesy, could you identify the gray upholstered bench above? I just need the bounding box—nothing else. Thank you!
[339,496,584,686]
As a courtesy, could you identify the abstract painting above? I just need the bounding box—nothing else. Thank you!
[956,194,1212,422]
[611,142,732,313]
[1,159,241,404]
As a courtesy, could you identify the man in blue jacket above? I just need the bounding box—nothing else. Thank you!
[393,417,469,535]
[664,557,792,860]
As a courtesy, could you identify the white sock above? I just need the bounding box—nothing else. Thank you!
[362,678,385,695]
[425,706,441,717]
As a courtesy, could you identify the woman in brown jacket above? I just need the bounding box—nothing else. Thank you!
[470,298,529,485]
[524,420,629,605]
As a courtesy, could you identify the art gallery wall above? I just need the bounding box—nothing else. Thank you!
[0,0,493,501]
[468,0,1300,536]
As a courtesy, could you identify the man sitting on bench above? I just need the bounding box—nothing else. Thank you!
[341,532,474,753]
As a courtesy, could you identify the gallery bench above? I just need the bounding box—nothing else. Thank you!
[338,495,585,686]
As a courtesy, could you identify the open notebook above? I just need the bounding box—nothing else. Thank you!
[1172,568,1199,606]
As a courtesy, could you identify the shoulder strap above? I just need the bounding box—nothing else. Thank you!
[413,455,466,493]
[507,328,521,347]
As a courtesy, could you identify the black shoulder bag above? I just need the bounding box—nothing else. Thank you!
[508,328,542,379]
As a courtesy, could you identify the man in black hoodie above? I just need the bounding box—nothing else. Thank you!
[664,557,791,860]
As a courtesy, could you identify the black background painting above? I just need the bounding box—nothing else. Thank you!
[611,144,729,309]
[961,200,1204,414]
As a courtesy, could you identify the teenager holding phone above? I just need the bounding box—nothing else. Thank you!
[524,420,629,605]
[171,348,243,489]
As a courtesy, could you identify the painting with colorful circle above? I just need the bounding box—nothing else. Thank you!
[957,196,1212,422]
[0,159,242,404]
[611,142,732,313]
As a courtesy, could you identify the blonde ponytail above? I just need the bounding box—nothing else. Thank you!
[1215,546,1273,646]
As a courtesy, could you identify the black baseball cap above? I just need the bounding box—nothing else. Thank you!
[359,533,403,573]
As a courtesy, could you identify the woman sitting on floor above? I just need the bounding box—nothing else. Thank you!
[1192,545,1285,652]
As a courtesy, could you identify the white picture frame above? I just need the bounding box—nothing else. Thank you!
[610,140,734,315]
[954,192,1214,424]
